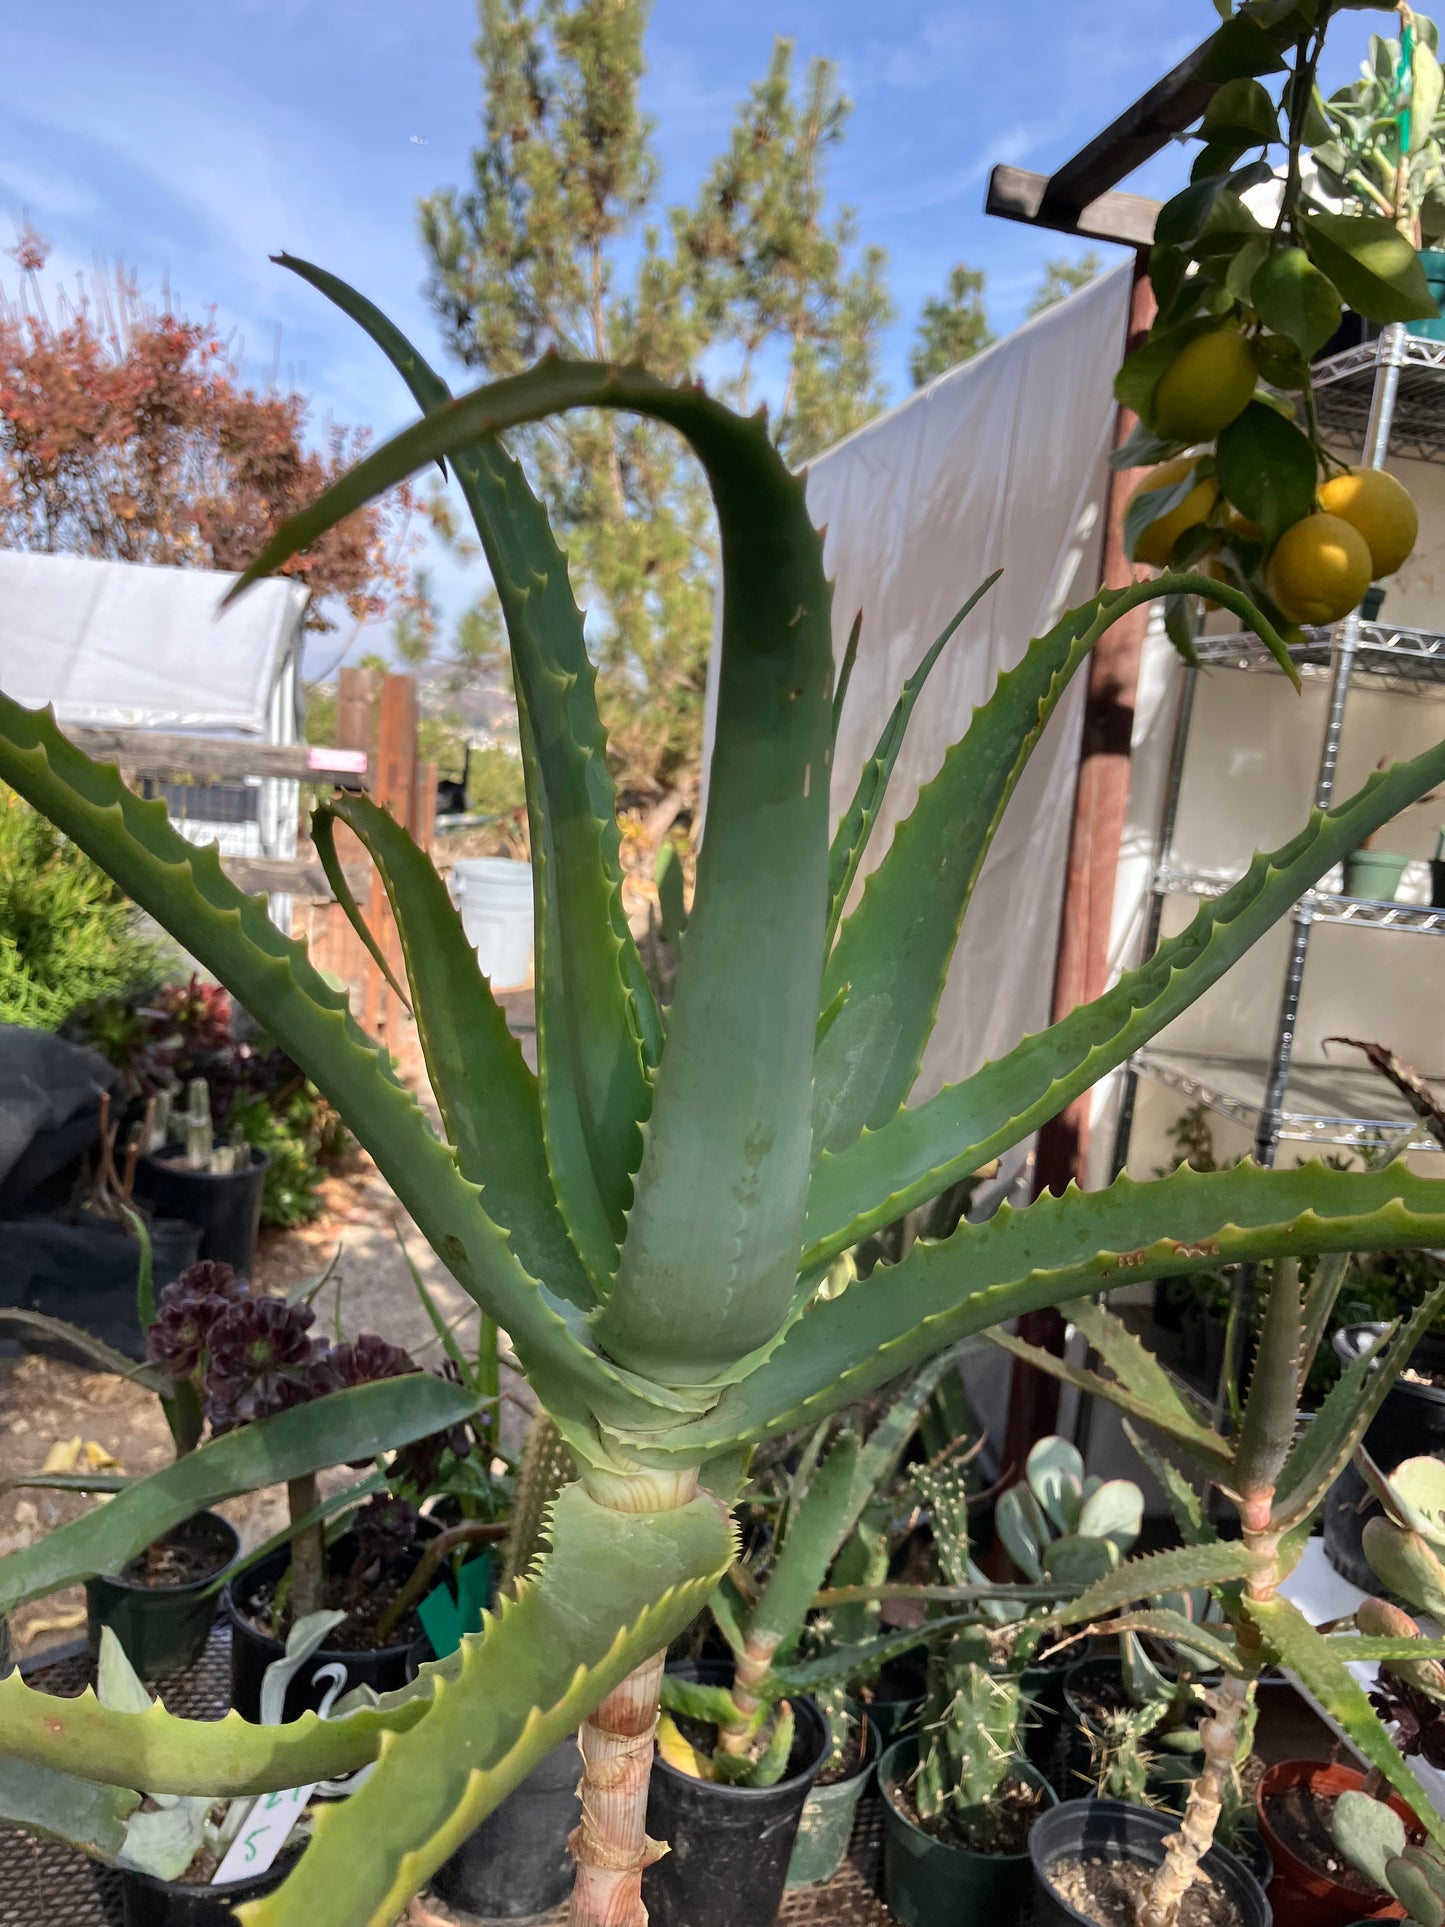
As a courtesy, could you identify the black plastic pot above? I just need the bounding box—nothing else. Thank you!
[134,1148,269,1278]
[641,1661,828,1927]
[224,1527,431,1722]
[108,1850,298,1927]
[1,1213,202,1359]
[1324,1324,1445,1591]
[1022,1647,1080,1771]
[87,1511,238,1679]
[1029,1798,1270,1927]
[849,1645,928,1753]
[429,1738,581,1920]
[786,1718,880,1888]
[880,1735,1057,1927]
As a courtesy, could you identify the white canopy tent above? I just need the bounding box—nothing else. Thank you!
[0,550,309,925]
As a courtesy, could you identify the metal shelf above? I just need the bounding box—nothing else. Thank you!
[1195,622,1445,697]
[1131,1048,1444,1152]
[1154,866,1445,933]
[1314,333,1445,462]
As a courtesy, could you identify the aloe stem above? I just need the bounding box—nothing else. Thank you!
[287,1474,326,1620]
[567,1467,700,1927]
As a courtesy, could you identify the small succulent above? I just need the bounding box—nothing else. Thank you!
[145,1260,250,1379]
[351,1495,420,1565]
[1335,1789,1443,1926]
[204,1296,331,1430]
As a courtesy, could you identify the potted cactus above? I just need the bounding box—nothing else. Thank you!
[4,223,1445,1927]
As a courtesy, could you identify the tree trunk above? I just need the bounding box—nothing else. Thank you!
[567,1466,698,1927]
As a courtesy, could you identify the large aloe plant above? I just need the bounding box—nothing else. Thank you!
[5,260,1445,1927]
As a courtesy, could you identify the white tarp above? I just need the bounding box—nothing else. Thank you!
[0,549,307,735]
[776,263,1132,1140]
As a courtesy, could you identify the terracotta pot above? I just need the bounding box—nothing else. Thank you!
[1256,1760,1415,1927]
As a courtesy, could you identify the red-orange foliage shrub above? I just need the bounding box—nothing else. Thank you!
[0,236,412,630]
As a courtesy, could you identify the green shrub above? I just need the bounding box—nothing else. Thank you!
[0,784,166,1030]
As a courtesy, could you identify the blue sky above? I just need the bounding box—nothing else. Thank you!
[0,0,1380,670]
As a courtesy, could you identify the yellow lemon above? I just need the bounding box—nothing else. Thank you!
[1225,508,1267,546]
[1129,458,1220,568]
[1151,328,1258,443]
[1265,513,1373,626]
[1316,466,1418,577]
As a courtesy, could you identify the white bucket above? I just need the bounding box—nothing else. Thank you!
[449,858,535,990]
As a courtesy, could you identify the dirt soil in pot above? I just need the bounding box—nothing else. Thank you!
[896,1772,1046,1856]
[239,1561,424,1653]
[119,1518,232,1589]
[670,1708,815,1782]
[1262,1782,1387,1893]
[814,1726,867,1788]
[1049,1855,1242,1927]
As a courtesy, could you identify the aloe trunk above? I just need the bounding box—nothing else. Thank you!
[3,257,1445,1927]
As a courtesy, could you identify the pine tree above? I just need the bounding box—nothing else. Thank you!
[420,5,891,814]
[908,263,993,388]
[1027,251,1101,317]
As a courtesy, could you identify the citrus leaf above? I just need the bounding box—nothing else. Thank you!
[1215,401,1317,542]
[1252,246,1344,357]
[1301,212,1439,323]
[1201,78,1280,145]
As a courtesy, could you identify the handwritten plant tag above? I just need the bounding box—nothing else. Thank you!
[212,1783,314,1884]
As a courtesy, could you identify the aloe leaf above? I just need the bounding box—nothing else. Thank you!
[0,1308,171,1393]
[841,1343,969,1529]
[0,694,673,1436]
[659,1676,745,1727]
[1247,1594,1445,1851]
[315,794,591,1308]
[274,253,653,1295]
[812,572,1291,1160]
[823,571,999,952]
[218,351,834,1385]
[1329,1636,1445,1664]
[238,1480,734,1927]
[0,1375,477,1613]
[1069,1302,1214,1443]
[804,736,1445,1259]
[832,609,862,740]
[991,1327,1232,1466]
[655,840,688,947]
[1098,1611,1246,1674]
[1122,1422,1213,1546]
[1041,1543,1265,1631]
[749,1432,862,1650]
[648,1161,1445,1462]
[763,1615,978,1696]
[1273,1287,1445,1529]
[1234,1261,1304,1498]
[0,1647,441,1793]
[0,1758,138,1858]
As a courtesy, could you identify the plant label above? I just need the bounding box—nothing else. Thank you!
[212,1782,314,1884]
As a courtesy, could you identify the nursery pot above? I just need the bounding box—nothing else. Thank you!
[108,1851,298,1927]
[1029,1797,1269,1927]
[429,1737,581,1920]
[1409,249,1445,341]
[1324,1325,1445,1591]
[641,1660,828,1927]
[1256,1761,1415,1927]
[134,1147,269,1278]
[786,1716,880,1888]
[880,1735,1057,1927]
[224,1525,433,1722]
[1340,850,1410,903]
[1024,1643,1089,1772]
[87,1511,238,1679]
[1431,859,1445,911]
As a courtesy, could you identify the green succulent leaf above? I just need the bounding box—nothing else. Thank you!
[238,1480,734,1927]
[1391,1850,1445,1927]
[1122,1423,1213,1546]
[1234,1261,1304,1497]
[750,1432,861,1650]
[0,1375,477,1614]
[313,794,591,1309]
[1097,1611,1245,1675]
[1042,1542,1265,1631]
[274,253,655,1291]
[812,572,1295,1164]
[804,737,1445,1261]
[823,570,1000,949]
[0,694,663,1438]
[654,1161,1445,1461]
[1247,1594,1445,1851]
[1069,1303,1214,1446]
[0,1757,139,1859]
[832,609,862,740]
[763,1614,977,1697]
[1363,1520,1445,1618]
[0,1309,170,1394]
[659,1675,746,1727]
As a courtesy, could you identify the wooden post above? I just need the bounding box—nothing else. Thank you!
[412,759,438,856]
[363,674,418,1037]
[1001,254,1157,1469]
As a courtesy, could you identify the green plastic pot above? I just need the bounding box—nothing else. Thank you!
[786,1718,879,1888]
[1341,850,1410,902]
[1408,249,1445,341]
[879,1735,1056,1927]
[86,1511,238,1679]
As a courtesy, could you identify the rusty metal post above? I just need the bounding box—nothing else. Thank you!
[1001,254,1157,1471]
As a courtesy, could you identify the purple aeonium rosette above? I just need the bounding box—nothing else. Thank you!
[203,1295,334,1431]
[145,1259,250,1380]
